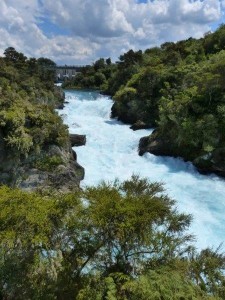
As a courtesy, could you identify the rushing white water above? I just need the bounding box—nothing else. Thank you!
[60,89,225,250]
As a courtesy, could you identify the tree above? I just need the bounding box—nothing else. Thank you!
[118,50,143,68]
[189,247,225,297]
[37,57,56,67]
[106,57,112,65]
[94,72,106,86]
[37,57,56,84]
[83,175,193,276]
[93,58,105,71]
[0,177,224,299]
[4,47,27,64]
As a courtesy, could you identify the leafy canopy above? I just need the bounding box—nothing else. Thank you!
[0,176,224,299]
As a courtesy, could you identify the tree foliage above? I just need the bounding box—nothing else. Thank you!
[0,48,68,158]
[0,177,224,299]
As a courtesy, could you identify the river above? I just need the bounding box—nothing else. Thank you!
[60,89,225,250]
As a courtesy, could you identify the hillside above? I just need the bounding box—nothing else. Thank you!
[64,24,225,177]
[0,47,84,190]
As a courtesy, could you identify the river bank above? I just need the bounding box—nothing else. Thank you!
[60,89,225,250]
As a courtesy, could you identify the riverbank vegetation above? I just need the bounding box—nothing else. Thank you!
[0,47,67,157]
[64,24,225,176]
[0,47,76,187]
[0,176,224,299]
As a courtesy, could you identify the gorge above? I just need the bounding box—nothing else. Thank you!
[60,89,225,250]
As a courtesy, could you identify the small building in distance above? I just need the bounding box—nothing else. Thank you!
[56,65,83,81]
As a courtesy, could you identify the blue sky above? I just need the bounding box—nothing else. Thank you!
[0,0,225,64]
[38,17,71,38]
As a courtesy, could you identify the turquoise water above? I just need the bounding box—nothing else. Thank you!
[60,89,225,249]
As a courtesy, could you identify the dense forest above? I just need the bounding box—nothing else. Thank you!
[63,24,225,176]
[1,32,225,298]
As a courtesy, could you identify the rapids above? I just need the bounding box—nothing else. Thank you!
[60,89,225,249]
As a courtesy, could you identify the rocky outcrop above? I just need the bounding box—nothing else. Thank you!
[70,134,86,147]
[139,130,177,157]
[193,148,225,177]
[54,86,65,109]
[130,120,149,131]
[139,130,225,178]
[57,103,65,109]
[0,139,85,192]
[17,145,84,192]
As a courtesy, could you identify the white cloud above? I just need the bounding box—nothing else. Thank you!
[37,36,100,64]
[0,0,224,64]
[43,0,133,38]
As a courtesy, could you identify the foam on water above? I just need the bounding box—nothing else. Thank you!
[60,89,225,249]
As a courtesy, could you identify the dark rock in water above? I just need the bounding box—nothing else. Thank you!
[70,134,86,147]
[130,120,149,131]
[139,130,174,157]
[139,129,225,178]
[138,136,150,156]
[111,102,117,119]
[57,103,64,109]
[72,149,77,161]
[193,148,225,177]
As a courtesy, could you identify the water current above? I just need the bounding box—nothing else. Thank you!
[60,89,225,250]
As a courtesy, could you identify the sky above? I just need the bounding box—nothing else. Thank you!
[0,0,225,65]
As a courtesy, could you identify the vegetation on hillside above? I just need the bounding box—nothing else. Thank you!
[0,176,224,299]
[0,47,72,187]
[63,24,225,175]
[0,47,68,157]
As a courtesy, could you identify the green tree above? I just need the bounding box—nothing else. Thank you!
[0,178,224,299]
[94,58,105,71]
[4,47,27,64]
[82,175,193,276]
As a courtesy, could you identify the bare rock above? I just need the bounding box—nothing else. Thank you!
[57,103,64,109]
[139,129,225,178]
[130,120,149,131]
[70,134,86,147]
[138,130,173,156]
[72,149,77,161]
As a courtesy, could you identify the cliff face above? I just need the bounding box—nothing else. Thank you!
[139,130,225,178]
[18,146,84,192]
[0,129,84,192]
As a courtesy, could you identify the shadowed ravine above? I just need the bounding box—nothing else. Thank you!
[60,89,225,250]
